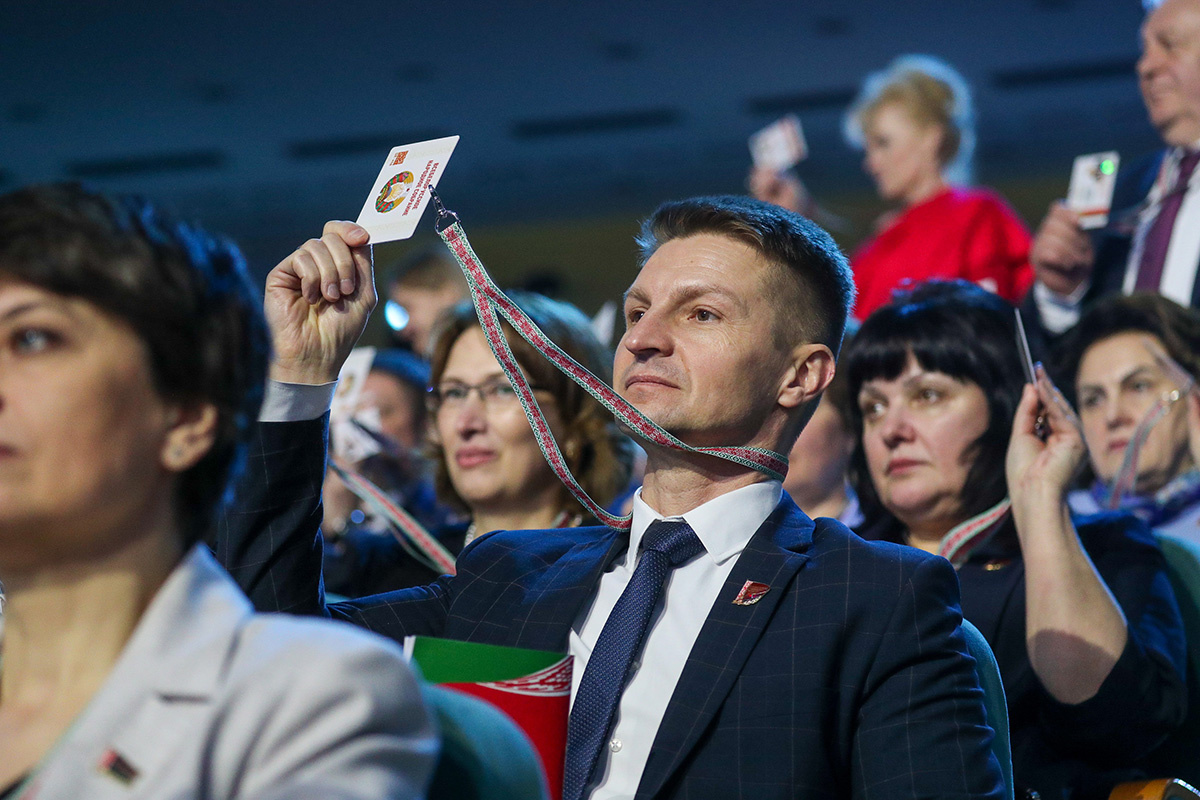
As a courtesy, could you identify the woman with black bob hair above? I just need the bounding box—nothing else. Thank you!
[0,183,434,798]
[845,280,1187,799]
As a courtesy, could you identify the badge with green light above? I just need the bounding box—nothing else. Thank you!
[1067,150,1120,230]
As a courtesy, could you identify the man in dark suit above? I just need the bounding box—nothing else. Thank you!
[1024,0,1200,354]
[219,196,1004,799]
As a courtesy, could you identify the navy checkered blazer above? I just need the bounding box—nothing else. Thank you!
[214,418,1005,800]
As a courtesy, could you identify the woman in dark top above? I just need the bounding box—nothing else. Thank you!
[844,280,1187,799]
[327,291,636,593]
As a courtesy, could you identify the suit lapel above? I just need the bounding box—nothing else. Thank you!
[33,547,248,798]
[637,499,814,799]
[504,527,628,652]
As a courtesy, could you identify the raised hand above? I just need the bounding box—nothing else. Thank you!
[265,221,377,385]
[1030,201,1095,296]
[1006,364,1087,510]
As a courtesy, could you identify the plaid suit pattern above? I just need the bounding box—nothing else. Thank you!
[217,420,1004,799]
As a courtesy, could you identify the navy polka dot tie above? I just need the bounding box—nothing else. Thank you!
[562,519,705,800]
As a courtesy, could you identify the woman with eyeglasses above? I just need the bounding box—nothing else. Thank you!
[331,291,636,591]
[1055,293,1200,543]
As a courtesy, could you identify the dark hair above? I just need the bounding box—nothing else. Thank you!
[0,183,269,547]
[370,347,432,431]
[844,281,1024,526]
[427,291,635,517]
[1054,292,1200,408]
[636,195,855,353]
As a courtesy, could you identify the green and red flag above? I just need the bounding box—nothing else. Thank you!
[406,636,571,799]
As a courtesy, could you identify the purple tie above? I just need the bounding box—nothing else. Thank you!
[1136,150,1200,291]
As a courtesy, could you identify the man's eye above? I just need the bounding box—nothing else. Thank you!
[695,309,716,322]
[626,309,645,325]
[439,385,469,401]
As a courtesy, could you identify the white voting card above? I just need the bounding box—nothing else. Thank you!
[1067,151,1120,230]
[356,136,458,243]
[749,115,808,172]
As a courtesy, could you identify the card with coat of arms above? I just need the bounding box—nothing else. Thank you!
[356,135,459,243]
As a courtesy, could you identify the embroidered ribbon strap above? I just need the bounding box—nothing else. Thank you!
[329,461,458,576]
[429,188,787,531]
[937,498,1012,569]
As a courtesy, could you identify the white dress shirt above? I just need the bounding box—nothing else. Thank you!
[569,480,783,800]
[1036,142,1200,334]
[1123,145,1200,305]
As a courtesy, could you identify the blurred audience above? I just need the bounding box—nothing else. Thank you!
[322,348,458,597]
[384,246,470,356]
[0,184,435,798]
[782,323,862,526]
[1024,0,1200,348]
[320,291,636,592]
[1055,293,1200,542]
[846,281,1186,798]
[751,55,1032,319]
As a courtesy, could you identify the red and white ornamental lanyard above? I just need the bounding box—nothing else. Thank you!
[937,497,1011,569]
[329,461,458,576]
[429,188,788,531]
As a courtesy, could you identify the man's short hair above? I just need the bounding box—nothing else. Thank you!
[0,182,269,547]
[636,195,854,354]
[385,246,468,295]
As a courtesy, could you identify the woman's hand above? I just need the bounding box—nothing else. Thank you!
[1006,364,1087,511]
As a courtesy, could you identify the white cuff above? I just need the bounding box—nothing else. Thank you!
[259,380,337,422]
[1032,280,1089,335]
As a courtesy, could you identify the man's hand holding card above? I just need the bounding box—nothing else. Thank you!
[266,135,459,384]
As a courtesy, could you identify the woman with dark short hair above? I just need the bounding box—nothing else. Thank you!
[1054,293,1200,543]
[0,183,435,799]
[846,280,1186,798]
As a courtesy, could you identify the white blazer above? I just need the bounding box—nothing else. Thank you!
[17,546,437,800]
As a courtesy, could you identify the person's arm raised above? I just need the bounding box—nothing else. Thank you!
[213,222,376,615]
[1006,365,1128,704]
[266,221,376,385]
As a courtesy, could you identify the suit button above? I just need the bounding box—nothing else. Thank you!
[609,738,622,753]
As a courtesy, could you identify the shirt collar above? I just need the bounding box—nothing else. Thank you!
[630,480,783,565]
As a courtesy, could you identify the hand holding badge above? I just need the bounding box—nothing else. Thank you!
[749,115,808,174]
[1066,151,1120,230]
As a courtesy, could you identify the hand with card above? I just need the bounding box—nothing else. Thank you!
[1005,364,1088,511]
[1030,201,1096,296]
[265,220,377,385]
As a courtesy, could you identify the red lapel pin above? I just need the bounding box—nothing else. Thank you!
[733,580,770,606]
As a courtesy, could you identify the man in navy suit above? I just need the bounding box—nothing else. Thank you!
[1024,0,1200,353]
[218,196,1004,799]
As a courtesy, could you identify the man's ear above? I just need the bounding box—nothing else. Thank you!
[160,403,220,472]
[777,343,836,410]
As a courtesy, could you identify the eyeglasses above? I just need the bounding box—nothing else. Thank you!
[427,376,550,413]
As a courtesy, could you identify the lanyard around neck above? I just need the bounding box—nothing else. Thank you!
[429,189,787,530]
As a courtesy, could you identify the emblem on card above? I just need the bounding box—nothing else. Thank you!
[390,150,408,166]
[98,748,140,784]
[375,171,415,213]
[732,580,770,606]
